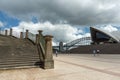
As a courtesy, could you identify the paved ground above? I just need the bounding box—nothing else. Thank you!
[0,54,120,80]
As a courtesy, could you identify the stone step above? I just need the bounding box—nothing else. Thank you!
[0,59,40,63]
[0,59,41,69]
[0,65,39,70]
[0,63,41,70]
[0,60,40,65]
[0,57,40,61]
[0,54,40,58]
[0,55,41,69]
[0,55,40,59]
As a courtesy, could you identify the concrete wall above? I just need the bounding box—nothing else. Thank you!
[69,43,120,54]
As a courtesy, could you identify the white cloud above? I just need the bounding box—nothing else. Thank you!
[11,21,90,46]
[83,33,91,37]
[0,0,120,25]
[101,25,118,32]
[0,21,4,27]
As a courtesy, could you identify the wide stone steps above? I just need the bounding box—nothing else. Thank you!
[0,58,40,64]
[0,55,41,69]
[0,35,43,69]
[0,64,41,69]
[0,55,39,59]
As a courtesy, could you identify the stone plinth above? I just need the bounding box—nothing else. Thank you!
[43,35,54,69]
[25,30,29,39]
[10,28,12,36]
[5,30,8,36]
[20,32,23,39]
[38,30,43,35]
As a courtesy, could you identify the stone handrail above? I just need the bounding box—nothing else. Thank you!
[39,33,46,51]
[39,38,45,56]
[27,31,46,61]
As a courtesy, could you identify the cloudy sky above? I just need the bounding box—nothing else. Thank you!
[0,0,120,45]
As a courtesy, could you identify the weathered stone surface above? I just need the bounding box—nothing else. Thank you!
[43,60,54,69]
[25,30,29,39]
[43,35,54,69]
[20,32,23,39]
[0,35,40,69]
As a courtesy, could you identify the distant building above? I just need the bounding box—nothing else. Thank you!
[90,27,120,44]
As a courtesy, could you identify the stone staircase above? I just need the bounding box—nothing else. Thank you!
[0,55,41,69]
[0,35,41,69]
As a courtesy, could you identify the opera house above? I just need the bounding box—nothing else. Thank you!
[69,27,120,54]
[90,27,120,44]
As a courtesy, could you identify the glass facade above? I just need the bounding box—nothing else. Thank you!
[96,32,110,40]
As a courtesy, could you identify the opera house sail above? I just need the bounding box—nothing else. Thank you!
[90,27,120,44]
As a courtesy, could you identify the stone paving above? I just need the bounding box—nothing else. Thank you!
[0,54,120,80]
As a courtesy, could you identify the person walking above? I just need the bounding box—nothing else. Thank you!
[97,49,100,56]
[93,49,96,56]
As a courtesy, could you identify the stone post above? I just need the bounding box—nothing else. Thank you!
[5,30,8,36]
[20,32,23,39]
[37,30,43,44]
[43,35,54,69]
[25,30,29,39]
[38,30,43,35]
[10,28,12,36]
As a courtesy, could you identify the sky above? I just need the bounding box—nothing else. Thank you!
[0,0,120,45]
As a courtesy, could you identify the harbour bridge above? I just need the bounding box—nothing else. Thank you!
[53,37,92,52]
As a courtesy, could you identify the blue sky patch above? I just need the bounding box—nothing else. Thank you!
[0,11,20,29]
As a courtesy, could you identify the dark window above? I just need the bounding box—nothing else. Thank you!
[96,32,110,40]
